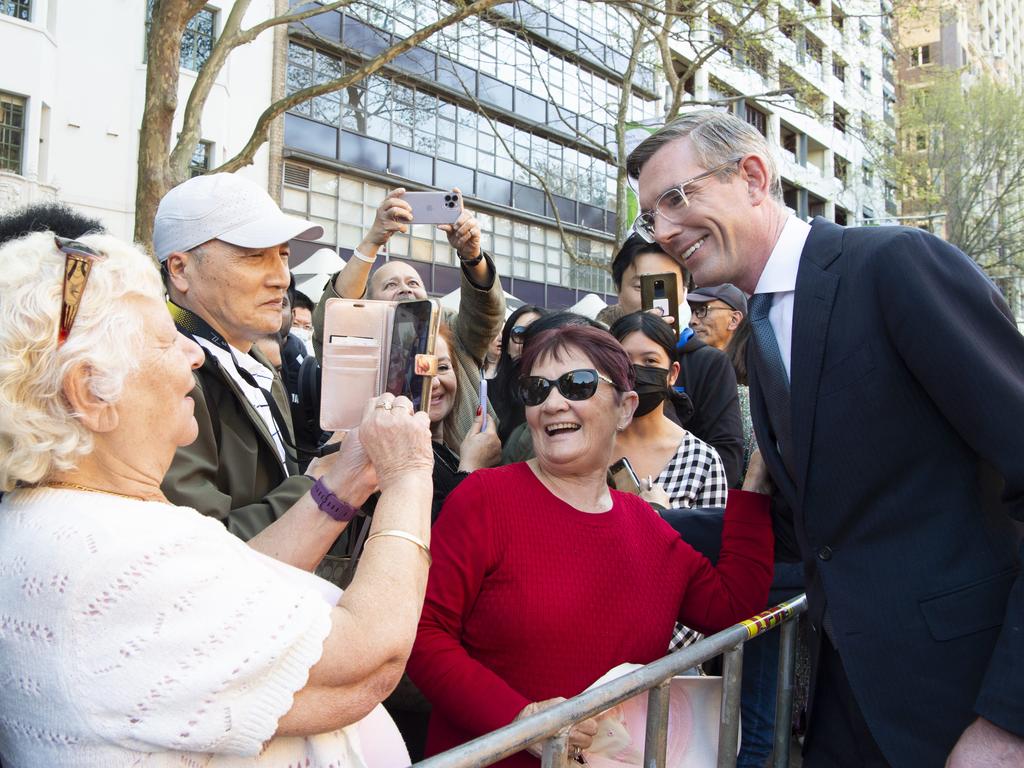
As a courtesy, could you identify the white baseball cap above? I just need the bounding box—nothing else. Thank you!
[152,172,323,262]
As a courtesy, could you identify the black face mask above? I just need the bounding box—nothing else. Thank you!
[632,365,672,417]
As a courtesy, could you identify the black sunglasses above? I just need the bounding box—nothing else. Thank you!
[518,368,616,407]
[510,325,529,344]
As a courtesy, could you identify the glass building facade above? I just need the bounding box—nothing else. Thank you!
[279,0,659,305]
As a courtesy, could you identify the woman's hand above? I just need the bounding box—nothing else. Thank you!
[741,449,773,495]
[358,394,433,491]
[309,429,378,507]
[639,481,671,509]
[515,698,598,759]
[458,410,501,472]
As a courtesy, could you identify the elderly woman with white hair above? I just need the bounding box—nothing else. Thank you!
[0,232,434,767]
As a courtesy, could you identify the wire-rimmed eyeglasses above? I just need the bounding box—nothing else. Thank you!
[631,158,742,243]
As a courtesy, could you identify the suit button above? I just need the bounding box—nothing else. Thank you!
[817,546,833,561]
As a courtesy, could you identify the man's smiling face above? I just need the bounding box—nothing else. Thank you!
[637,137,761,290]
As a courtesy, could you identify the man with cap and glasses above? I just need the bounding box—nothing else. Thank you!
[628,109,1024,768]
[155,173,378,557]
[687,283,747,351]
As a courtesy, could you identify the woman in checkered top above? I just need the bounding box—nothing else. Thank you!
[610,312,729,510]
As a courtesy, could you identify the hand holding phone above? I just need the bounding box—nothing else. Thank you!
[640,272,681,338]
[478,375,489,432]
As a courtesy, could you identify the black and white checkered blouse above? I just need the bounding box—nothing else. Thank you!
[656,431,729,509]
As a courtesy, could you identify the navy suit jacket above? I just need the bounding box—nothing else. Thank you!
[748,218,1024,766]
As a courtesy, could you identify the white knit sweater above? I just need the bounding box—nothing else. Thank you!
[0,487,372,767]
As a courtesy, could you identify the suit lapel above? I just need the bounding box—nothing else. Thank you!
[204,352,288,472]
[790,218,843,499]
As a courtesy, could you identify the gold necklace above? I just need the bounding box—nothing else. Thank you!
[38,480,158,503]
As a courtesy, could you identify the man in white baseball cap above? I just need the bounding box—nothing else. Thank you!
[157,173,377,548]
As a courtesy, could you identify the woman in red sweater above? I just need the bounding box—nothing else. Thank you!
[406,324,774,766]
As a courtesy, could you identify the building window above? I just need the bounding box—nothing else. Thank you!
[1,1,30,21]
[0,92,25,174]
[710,16,733,59]
[833,106,847,133]
[833,57,846,82]
[805,34,823,66]
[860,68,872,91]
[835,206,848,225]
[834,155,848,182]
[779,10,798,41]
[744,103,767,136]
[910,45,931,66]
[146,2,216,72]
[190,140,212,178]
[781,124,798,157]
[859,20,871,45]
[862,161,874,185]
[744,43,770,79]
[831,5,845,32]
[916,132,927,150]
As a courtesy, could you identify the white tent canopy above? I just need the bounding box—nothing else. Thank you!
[440,288,524,319]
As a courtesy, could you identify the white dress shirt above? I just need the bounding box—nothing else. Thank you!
[752,215,811,380]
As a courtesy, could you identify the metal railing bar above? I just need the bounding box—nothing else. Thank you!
[716,644,744,768]
[413,595,808,768]
[642,679,671,768]
[772,617,799,768]
[540,730,569,768]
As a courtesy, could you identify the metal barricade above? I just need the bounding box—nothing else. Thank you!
[413,594,807,768]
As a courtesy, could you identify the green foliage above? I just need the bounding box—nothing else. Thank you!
[895,73,1024,273]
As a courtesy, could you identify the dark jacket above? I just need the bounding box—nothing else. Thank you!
[162,345,313,539]
[673,334,744,487]
[749,218,1024,766]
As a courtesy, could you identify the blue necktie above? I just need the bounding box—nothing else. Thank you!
[749,293,795,481]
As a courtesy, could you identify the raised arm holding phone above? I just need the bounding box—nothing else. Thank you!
[313,187,505,452]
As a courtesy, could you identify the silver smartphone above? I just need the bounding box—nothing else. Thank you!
[405,190,463,225]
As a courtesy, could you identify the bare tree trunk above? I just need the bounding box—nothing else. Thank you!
[134,1,202,252]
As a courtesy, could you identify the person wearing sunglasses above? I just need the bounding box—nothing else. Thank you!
[596,234,745,489]
[407,323,774,767]
[609,312,728,511]
[0,231,438,767]
[489,305,547,463]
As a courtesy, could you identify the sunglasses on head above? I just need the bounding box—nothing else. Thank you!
[517,368,616,407]
[56,236,106,348]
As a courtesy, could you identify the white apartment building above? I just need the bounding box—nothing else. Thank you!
[0,0,276,240]
[668,0,896,226]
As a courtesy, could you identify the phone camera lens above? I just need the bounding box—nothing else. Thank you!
[444,195,452,202]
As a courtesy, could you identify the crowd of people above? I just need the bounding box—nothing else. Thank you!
[0,107,1021,768]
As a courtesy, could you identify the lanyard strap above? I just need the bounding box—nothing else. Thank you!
[169,301,300,467]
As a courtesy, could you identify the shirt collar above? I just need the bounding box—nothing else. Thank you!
[753,215,811,295]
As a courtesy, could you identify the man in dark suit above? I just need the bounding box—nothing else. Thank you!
[628,110,1024,767]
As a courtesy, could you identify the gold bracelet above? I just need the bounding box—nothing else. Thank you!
[364,529,432,566]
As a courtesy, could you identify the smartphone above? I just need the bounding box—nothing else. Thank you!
[385,299,438,411]
[478,375,489,432]
[405,190,463,225]
[640,272,681,338]
[608,457,642,495]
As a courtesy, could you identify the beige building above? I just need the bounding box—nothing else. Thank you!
[896,0,1024,328]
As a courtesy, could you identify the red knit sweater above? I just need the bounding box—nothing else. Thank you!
[406,463,773,767]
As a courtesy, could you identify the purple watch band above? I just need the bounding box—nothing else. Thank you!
[310,477,361,522]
